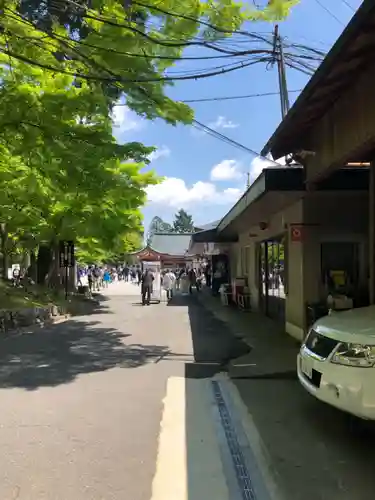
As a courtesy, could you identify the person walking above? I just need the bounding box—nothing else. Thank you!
[123,265,129,282]
[103,269,111,288]
[188,268,198,294]
[87,266,94,296]
[131,267,137,283]
[162,269,176,301]
[137,267,142,286]
[141,268,154,305]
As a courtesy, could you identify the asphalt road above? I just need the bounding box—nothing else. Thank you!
[0,283,190,499]
[0,282,244,500]
[2,281,375,500]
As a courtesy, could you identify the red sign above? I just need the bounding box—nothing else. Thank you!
[290,225,303,242]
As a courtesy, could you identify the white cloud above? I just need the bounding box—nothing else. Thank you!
[146,177,241,208]
[111,104,142,132]
[148,145,171,162]
[192,115,239,137]
[249,155,287,184]
[210,159,243,181]
[209,116,239,130]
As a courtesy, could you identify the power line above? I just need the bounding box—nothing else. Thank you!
[130,84,281,164]
[111,89,302,104]
[340,0,355,12]
[192,119,280,163]
[182,89,301,103]
[313,0,346,26]
[5,5,324,85]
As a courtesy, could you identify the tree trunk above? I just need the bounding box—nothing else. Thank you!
[0,223,9,278]
[47,244,62,289]
[36,245,52,285]
[28,250,37,283]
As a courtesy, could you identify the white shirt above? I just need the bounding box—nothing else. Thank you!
[163,272,176,289]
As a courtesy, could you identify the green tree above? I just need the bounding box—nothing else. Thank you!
[0,0,296,282]
[7,0,298,123]
[0,28,158,280]
[173,209,194,233]
[147,216,173,245]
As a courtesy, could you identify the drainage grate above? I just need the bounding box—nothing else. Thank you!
[211,380,257,500]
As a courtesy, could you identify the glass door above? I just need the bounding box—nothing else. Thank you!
[258,237,286,322]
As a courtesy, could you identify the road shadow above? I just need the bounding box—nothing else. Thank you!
[186,295,251,371]
[69,294,113,316]
[0,319,170,390]
[166,294,190,306]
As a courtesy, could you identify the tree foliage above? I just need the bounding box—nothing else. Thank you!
[0,0,295,281]
[173,209,194,234]
[147,216,173,245]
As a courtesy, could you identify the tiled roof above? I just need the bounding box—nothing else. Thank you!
[149,233,193,256]
[194,220,220,231]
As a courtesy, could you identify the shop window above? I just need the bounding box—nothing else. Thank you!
[321,242,359,294]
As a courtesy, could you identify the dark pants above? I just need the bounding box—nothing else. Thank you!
[166,288,173,300]
[142,285,151,305]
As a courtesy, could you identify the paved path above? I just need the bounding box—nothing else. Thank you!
[2,282,375,500]
[102,280,143,296]
[0,283,246,500]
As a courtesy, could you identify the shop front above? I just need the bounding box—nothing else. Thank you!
[211,165,369,341]
[261,0,375,311]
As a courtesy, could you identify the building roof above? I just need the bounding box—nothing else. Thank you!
[217,167,305,233]
[194,220,220,232]
[261,0,375,160]
[149,232,193,256]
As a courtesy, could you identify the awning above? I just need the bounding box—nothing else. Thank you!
[217,167,305,234]
[188,227,237,255]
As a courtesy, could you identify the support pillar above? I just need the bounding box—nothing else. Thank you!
[369,163,375,304]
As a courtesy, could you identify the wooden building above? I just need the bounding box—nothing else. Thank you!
[132,233,195,269]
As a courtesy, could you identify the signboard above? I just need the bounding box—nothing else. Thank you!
[8,264,20,280]
[290,225,303,242]
[59,240,75,268]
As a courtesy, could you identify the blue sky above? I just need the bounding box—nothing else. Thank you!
[112,0,363,232]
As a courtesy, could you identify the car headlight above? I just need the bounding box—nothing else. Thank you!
[331,343,375,367]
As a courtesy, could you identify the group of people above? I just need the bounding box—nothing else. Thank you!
[78,265,112,295]
[76,262,206,303]
[77,264,146,294]
[140,266,203,306]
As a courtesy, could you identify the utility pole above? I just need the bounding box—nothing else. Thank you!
[246,172,250,189]
[272,25,290,119]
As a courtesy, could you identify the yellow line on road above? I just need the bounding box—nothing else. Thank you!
[151,376,230,500]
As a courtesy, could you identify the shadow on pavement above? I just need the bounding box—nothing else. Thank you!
[186,294,251,367]
[0,319,170,390]
[70,295,113,316]
[166,294,190,307]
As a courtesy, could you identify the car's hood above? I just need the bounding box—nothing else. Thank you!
[314,306,375,345]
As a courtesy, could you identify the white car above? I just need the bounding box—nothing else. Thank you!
[298,306,375,420]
